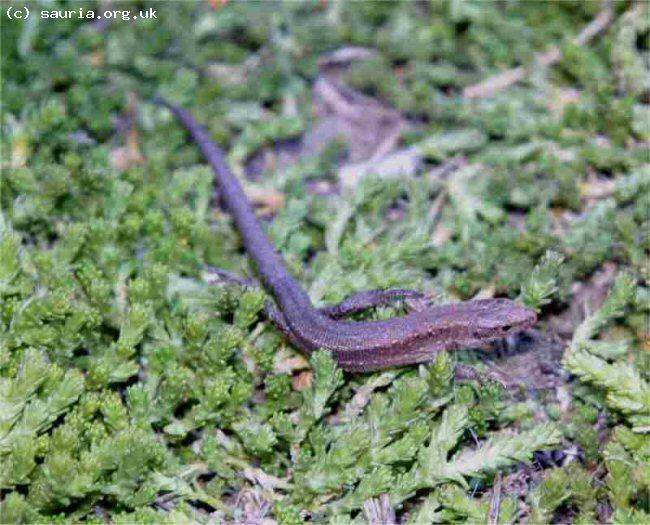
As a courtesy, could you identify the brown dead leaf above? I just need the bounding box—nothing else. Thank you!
[243,69,414,190]
[209,0,229,9]
[432,223,453,247]
[341,372,396,422]
[110,93,144,171]
[206,62,247,85]
[309,75,408,167]
[309,180,337,196]
[317,46,378,68]
[339,145,421,190]
[274,350,310,373]
[243,184,286,215]
[90,50,104,68]
[292,370,313,391]
[11,133,29,168]
[548,262,618,338]
[110,136,143,171]
[242,468,290,491]
[473,285,496,300]
[580,178,617,200]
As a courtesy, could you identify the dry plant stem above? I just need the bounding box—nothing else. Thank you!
[488,472,503,525]
[463,2,614,99]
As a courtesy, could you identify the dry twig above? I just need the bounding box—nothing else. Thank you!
[463,3,614,99]
[488,472,503,525]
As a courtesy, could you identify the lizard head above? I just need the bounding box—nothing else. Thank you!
[469,299,537,340]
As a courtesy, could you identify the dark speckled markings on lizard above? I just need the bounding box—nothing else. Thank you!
[156,97,537,372]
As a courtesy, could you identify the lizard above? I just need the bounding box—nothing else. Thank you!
[156,97,537,372]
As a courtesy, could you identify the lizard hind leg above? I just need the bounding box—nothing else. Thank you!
[204,265,429,318]
[203,265,305,347]
[203,265,429,337]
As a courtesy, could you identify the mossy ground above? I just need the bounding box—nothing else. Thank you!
[1,1,648,523]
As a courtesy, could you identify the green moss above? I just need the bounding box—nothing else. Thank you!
[1,1,646,522]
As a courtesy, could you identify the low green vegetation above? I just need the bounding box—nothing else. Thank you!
[1,1,648,523]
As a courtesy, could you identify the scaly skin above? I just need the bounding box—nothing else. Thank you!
[158,98,537,372]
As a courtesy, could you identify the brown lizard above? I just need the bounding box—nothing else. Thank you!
[157,98,536,372]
